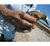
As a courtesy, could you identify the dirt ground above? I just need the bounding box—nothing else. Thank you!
[14,25,50,42]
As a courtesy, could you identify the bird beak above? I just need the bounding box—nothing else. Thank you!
[44,17,49,25]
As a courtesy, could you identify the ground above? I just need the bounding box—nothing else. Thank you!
[14,25,50,42]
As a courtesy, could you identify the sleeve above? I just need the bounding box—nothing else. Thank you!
[28,4,37,12]
[5,4,12,10]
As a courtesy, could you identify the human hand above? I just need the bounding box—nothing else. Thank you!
[4,11,37,32]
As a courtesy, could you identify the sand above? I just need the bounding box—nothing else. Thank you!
[14,25,50,42]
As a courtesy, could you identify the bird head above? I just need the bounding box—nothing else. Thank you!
[41,14,49,25]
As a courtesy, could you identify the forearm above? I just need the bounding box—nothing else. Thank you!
[0,4,12,16]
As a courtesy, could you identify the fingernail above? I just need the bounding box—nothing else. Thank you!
[32,24,34,29]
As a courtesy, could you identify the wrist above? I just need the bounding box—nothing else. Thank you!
[1,9,13,16]
[0,5,13,16]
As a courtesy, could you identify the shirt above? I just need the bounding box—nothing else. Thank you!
[6,4,37,12]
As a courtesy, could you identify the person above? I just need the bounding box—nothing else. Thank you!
[0,4,37,41]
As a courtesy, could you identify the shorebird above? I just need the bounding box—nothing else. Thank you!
[27,11,49,25]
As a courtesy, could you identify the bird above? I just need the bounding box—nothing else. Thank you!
[27,11,49,25]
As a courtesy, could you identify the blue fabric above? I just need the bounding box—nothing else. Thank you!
[0,16,15,40]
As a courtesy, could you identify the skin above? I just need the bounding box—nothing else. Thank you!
[0,5,37,33]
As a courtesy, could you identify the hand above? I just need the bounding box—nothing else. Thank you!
[4,11,37,32]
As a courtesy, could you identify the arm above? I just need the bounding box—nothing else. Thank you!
[0,5,37,30]
[0,5,12,16]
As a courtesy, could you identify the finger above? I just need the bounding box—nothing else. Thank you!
[21,13,37,23]
[32,16,37,23]
[10,14,34,28]
[23,30,29,33]
[11,14,22,22]
[32,23,35,29]
[21,19,33,28]
[13,14,33,27]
